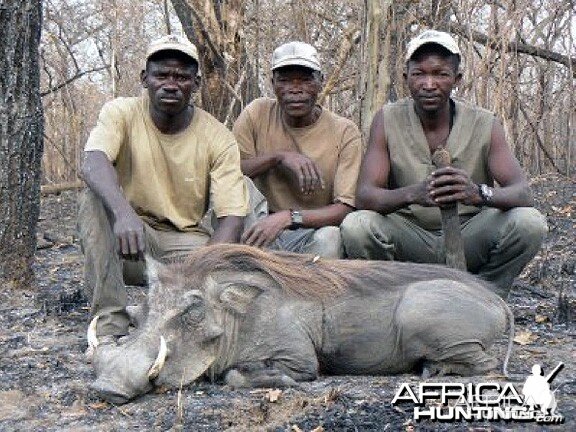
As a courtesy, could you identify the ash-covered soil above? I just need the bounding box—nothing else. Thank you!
[0,175,574,431]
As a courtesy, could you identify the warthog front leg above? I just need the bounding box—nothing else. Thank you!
[223,360,317,388]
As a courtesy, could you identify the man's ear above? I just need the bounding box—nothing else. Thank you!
[455,72,463,87]
[193,74,201,91]
[140,69,148,88]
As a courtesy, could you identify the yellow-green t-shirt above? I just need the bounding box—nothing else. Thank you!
[84,94,249,232]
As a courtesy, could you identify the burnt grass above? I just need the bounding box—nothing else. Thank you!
[0,175,574,431]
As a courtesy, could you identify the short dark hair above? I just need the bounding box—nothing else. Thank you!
[146,49,199,73]
[407,43,460,73]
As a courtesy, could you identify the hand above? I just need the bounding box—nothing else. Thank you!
[411,179,438,207]
[241,211,292,248]
[112,207,145,260]
[278,152,325,195]
[427,167,482,206]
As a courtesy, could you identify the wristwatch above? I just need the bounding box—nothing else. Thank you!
[290,209,303,229]
[478,183,494,205]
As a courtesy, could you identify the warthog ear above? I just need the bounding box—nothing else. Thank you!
[145,255,164,287]
[219,283,262,315]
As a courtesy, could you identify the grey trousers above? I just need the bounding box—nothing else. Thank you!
[341,208,547,298]
[271,226,344,259]
[78,190,211,336]
[78,177,267,337]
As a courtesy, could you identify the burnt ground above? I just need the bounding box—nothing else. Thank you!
[0,175,574,431]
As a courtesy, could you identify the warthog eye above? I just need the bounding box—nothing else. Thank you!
[180,303,205,327]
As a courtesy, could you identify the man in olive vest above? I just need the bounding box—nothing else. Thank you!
[341,30,546,298]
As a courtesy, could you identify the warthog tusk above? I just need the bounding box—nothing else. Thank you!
[147,336,168,380]
[87,316,100,350]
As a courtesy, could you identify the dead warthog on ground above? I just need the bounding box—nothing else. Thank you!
[87,244,514,404]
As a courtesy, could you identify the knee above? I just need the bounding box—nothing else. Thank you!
[340,210,379,244]
[312,226,343,258]
[507,207,547,247]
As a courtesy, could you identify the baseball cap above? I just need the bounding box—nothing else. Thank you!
[271,41,321,72]
[405,30,460,62]
[146,34,200,65]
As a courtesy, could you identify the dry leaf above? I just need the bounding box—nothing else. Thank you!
[311,426,325,432]
[291,425,303,432]
[324,387,341,404]
[89,402,108,410]
[535,314,549,323]
[267,389,282,402]
[514,330,539,345]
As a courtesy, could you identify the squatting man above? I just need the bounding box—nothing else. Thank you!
[78,35,249,344]
[341,30,547,298]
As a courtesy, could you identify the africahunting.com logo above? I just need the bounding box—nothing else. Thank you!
[391,363,565,424]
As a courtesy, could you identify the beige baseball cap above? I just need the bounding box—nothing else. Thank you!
[271,41,321,72]
[405,30,460,62]
[146,34,200,65]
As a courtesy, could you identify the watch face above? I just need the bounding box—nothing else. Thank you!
[292,211,303,224]
[481,184,493,201]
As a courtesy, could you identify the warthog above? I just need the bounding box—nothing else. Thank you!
[87,244,514,404]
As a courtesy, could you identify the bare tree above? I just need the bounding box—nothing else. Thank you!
[171,0,259,124]
[37,0,574,184]
[0,0,44,287]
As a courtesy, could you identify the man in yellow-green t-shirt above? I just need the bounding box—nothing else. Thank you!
[79,35,249,340]
[233,42,362,258]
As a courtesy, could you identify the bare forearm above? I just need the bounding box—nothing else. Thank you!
[356,184,421,215]
[241,154,281,178]
[484,182,534,209]
[81,151,133,218]
[209,216,244,244]
[299,203,354,228]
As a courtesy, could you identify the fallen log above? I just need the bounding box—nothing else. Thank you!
[40,180,84,195]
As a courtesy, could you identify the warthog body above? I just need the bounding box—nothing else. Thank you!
[88,244,513,404]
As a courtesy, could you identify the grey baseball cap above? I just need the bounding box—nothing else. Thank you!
[405,30,460,61]
[271,41,321,72]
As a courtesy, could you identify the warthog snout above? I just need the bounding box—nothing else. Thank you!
[89,377,144,405]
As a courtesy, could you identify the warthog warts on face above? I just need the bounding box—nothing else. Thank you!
[87,244,514,404]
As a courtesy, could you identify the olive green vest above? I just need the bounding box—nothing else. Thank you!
[383,98,494,230]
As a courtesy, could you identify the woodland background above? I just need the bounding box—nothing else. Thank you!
[0,2,574,429]
[0,0,574,287]
[41,0,574,189]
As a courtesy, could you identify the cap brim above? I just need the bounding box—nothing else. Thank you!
[146,44,199,64]
[271,58,321,72]
[405,42,460,62]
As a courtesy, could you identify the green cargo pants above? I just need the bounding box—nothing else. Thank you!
[341,207,547,298]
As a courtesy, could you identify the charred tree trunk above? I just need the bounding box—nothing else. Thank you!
[0,0,44,288]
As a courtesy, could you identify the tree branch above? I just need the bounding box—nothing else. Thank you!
[448,23,576,77]
[517,102,563,174]
[40,65,110,97]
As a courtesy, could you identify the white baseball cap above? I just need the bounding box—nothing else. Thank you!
[271,41,321,72]
[405,30,460,62]
[146,34,200,65]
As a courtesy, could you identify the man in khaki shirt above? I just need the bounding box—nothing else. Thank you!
[233,42,362,258]
[79,35,249,340]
